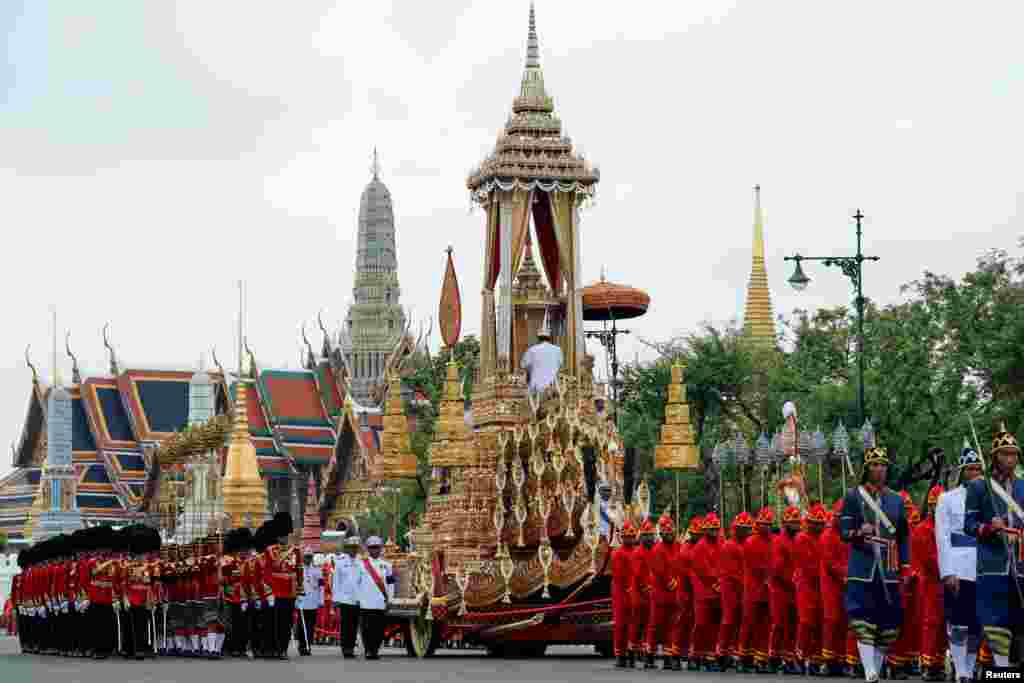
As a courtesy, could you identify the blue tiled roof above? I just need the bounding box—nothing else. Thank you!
[96,387,135,442]
[135,380,189,433]
[72,397,96,451]
[83,465,111,483]
[77,494,123,510]
[115,453,146,472]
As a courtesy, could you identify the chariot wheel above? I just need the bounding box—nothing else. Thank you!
[404,613,440,659]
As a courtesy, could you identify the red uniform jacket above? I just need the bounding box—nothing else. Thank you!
[10,574,21,610]
[222,556,243,605]
[792,531,822,610]
[611,545,635,602]
[126,561,152,608]
[200,555,220,600]
[630,545,652,611]
[647,541,679,602]
[88,558,116,605]
[719,536,744,604]
[818,525,848,622]
[769,533,796,598]
[743,532,772,603]
[690,537,721,602]
[911,518,943,625]
[264,546,298,599]
[675,543,695,610]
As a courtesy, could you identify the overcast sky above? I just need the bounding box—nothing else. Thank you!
[2,1,1021,477]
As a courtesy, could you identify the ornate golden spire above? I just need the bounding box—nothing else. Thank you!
[374,373,418,480]
[743,185,776,347]
[654,361,700,470]
[222,282,267,529]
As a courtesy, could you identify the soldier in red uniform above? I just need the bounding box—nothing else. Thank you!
[820,500,853,676]
[612,520,637,668]
[221,528,249,658]
[264,512,298,660]
[770,506,800,674]
[795,503,827,674]
[914,486,947,681]
[738,507,773,673]
[645,512,680,670]
[630,519,655,667]
[87,527,119,659]
[718,512,750,671]
[691,512,723,671]
[10,567,22,649]
[885,499,921,680]
[673,515,702,670]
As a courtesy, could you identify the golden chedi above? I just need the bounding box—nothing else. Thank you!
[655,361,700,470]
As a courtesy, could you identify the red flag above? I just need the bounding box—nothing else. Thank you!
[439,247,462,348]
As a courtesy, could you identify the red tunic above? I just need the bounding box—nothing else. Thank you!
[222,556,243,605]
[200,555,220,600]
[743,532,772,604]
[648,540,679,601]
[126,561,151,608]
[911,519,943,625]
[88,558,116,605]
[819,525,848,622]
[630,545,652,605]
[690,537,720,602]
[792,530,822,612]
[265,546,298,599]
[719,536,745,601]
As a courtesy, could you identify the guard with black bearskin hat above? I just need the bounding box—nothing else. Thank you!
[964,423,1024,669]
[262,511,298,659]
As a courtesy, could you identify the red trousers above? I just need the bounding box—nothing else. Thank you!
[717,580,743,658]
[887,586,918,668]
[796,604,823,665]
[822,619,849,666]
[629,593,648,653]
[612,590,630,657]
[692,599,722,662]
[920,595,947,670]
[671,599,693,659]
[769,590,797,662]
[739,601,771,664]
[846,630,859,667]
[646,598,677,655]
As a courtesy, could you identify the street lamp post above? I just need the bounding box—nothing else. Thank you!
[784,210,880,426]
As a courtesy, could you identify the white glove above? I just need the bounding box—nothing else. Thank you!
[267,596,275,608]
[241,602,247,612]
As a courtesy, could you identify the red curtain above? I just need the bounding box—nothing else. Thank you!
[531,192,562,293]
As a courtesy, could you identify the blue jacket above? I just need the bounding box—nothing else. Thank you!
[963,477,1024,577]
[839,486,910,583]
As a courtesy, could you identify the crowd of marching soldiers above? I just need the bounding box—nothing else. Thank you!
[610,444,1022,680]
[9,511,311,661]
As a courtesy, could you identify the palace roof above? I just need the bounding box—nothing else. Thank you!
[0,356,386,541]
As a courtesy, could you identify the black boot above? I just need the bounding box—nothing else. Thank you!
[615,655,628,668]
[643,653,656,670]
[672,656,683,671]
[662,655,673,670]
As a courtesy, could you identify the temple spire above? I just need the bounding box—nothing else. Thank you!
[371,147,380,180]
[743,185,776,347]
[519,2,547,101]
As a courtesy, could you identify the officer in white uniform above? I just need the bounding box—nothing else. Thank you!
[520,313,563,396]
[332,536,363,658]
[934,443,984,683]
[294,548,322,656]
[355,536,395,660]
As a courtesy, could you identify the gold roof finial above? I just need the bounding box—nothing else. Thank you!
[65,331,81,385]
[371,147,381,180]
[102,322,120,375]
[742,184,775,347]
[25,345,38,385]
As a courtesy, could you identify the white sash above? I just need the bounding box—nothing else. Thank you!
[990,478,1024,522]
[858,486,896,533]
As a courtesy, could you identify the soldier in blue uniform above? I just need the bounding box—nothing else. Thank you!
[839,445,912,683]
[964,423,1024,669]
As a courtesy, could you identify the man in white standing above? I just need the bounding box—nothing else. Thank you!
[356,537,395,660]
[332,536,362,659]
[295,548,323,657]
[934,442,984,683]
[520,314,563,399]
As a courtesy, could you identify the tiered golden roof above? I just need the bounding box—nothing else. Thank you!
[743,185,776,347]
[654,362,700,470]
[221,373,268,529]
[429,362,475,468]
[373,373,418,480]
[466,4,599,194]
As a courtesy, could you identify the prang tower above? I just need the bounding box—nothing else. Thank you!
[341,151,408,405]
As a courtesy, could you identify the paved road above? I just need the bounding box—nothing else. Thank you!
[0,637,803,682]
